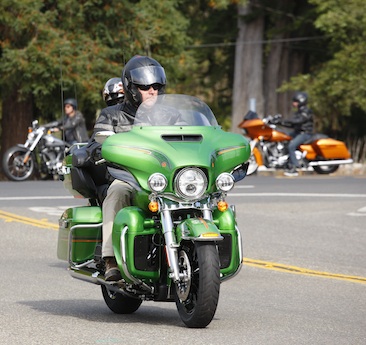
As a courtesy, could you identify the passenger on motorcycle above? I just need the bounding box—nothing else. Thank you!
[102,77,124,106]
[56,98,89,144]
[93,55,167,281]
[282,92,313,176]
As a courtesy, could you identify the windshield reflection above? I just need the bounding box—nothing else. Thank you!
[134,94,219,127]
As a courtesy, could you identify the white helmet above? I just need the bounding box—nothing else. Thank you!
[103,77,124,106]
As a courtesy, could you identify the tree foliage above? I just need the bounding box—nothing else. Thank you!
[279,0,366,133]
[1,0,365,164]
[0,0,192,122]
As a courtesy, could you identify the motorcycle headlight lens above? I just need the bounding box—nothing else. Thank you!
[27,132,35,140]
[148,173,167,192]
[175,168,207,200]
[216,173,235,192]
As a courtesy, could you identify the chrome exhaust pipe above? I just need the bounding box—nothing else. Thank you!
[309,159,353,167]
[69,267,126,294]
[70,266,103,285]
[69,264,153,294]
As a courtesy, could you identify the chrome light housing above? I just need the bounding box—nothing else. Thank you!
[148,173,167,192]
[216,172,235,192]
[174,168,207,200]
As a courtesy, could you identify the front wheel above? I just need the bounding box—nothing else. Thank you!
[2,147,35,181]
[101,285,142,314]
[246,153,259,175]
[313,164,339,174]
[175,242,220,328]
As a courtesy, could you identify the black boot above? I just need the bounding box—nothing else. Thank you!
[104,257,122,281]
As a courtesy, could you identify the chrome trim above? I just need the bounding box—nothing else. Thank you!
[161,208,181,282]
[202,202,213,220]
[68,223,103,266]
[120,226,153,292]
[73,259,95,269]
[309,159,353,166]
[69,267,139,298]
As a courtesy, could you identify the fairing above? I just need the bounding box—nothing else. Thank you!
[102,95,251,192]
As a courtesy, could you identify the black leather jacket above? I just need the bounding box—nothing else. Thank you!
[61,111,89,143]
[93,101,136,136]
[283,105,313,134]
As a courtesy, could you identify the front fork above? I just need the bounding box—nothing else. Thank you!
[160,203,213,283]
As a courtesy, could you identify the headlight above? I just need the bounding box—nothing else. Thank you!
[148,173,167,192]
[216,173,235,192]
[174,168,207,200]
[27,132,35,140]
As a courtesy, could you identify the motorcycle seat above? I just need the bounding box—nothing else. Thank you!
[303,133,328,144]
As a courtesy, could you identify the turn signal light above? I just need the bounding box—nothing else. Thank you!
[148,201,159,212]
[217,201,228,212]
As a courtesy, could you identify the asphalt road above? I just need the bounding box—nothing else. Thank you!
[0,175,365,345]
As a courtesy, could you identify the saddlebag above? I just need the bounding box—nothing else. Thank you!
[314,138,351,159]
[57,206,102,263]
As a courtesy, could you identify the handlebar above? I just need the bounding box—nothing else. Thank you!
[264,114,282,125]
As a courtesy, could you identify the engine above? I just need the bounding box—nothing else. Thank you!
[265,142,288,167]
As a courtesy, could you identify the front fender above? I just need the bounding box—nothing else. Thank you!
[176,218,223,242]
[252,145,263,166]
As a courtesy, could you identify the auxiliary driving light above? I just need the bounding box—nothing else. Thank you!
[148,173,167,192]
[216,173,235,192]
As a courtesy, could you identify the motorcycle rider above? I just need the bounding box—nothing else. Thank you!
[93,55,166,281]
[283,92,313,176]
[102,77,124,106]
[57,98,89,144]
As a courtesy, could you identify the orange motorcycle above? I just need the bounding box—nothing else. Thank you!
[238,111,353,175]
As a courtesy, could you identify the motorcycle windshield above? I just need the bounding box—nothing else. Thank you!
[134,94,218,127]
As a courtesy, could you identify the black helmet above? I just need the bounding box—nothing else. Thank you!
[103,77,124,106]
[64,98,78,109]
[292,92,308,106]
[122,55,166,107]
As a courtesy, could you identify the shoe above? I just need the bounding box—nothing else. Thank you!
[104,257,122,281]
[284,167,298,177]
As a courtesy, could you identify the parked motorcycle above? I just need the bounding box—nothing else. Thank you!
[2,120,70,181]
[238,111,353,175]
[57,94,250,328]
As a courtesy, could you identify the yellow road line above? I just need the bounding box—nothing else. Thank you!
[243,258,366,285]
[0,210,58,230]
[1,210,365,285]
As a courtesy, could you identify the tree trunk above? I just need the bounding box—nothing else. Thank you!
[264,38,285,116]
[0,89,33,176]
[231,0,264,133]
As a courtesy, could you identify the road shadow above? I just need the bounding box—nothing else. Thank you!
[19,298,183,327]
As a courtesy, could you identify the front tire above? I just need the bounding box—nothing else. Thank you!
[175,242,220,328]
[246,153,259,175]
[101,285,142,314]
[2,147,35,181]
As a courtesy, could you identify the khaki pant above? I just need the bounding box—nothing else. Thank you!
[102,179,132,257]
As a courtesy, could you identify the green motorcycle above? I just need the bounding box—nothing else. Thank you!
[57,94,251,328]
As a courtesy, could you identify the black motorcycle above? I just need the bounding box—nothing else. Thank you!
[2,120,71,181]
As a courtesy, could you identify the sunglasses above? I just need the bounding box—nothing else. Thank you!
[137,83,163,91]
